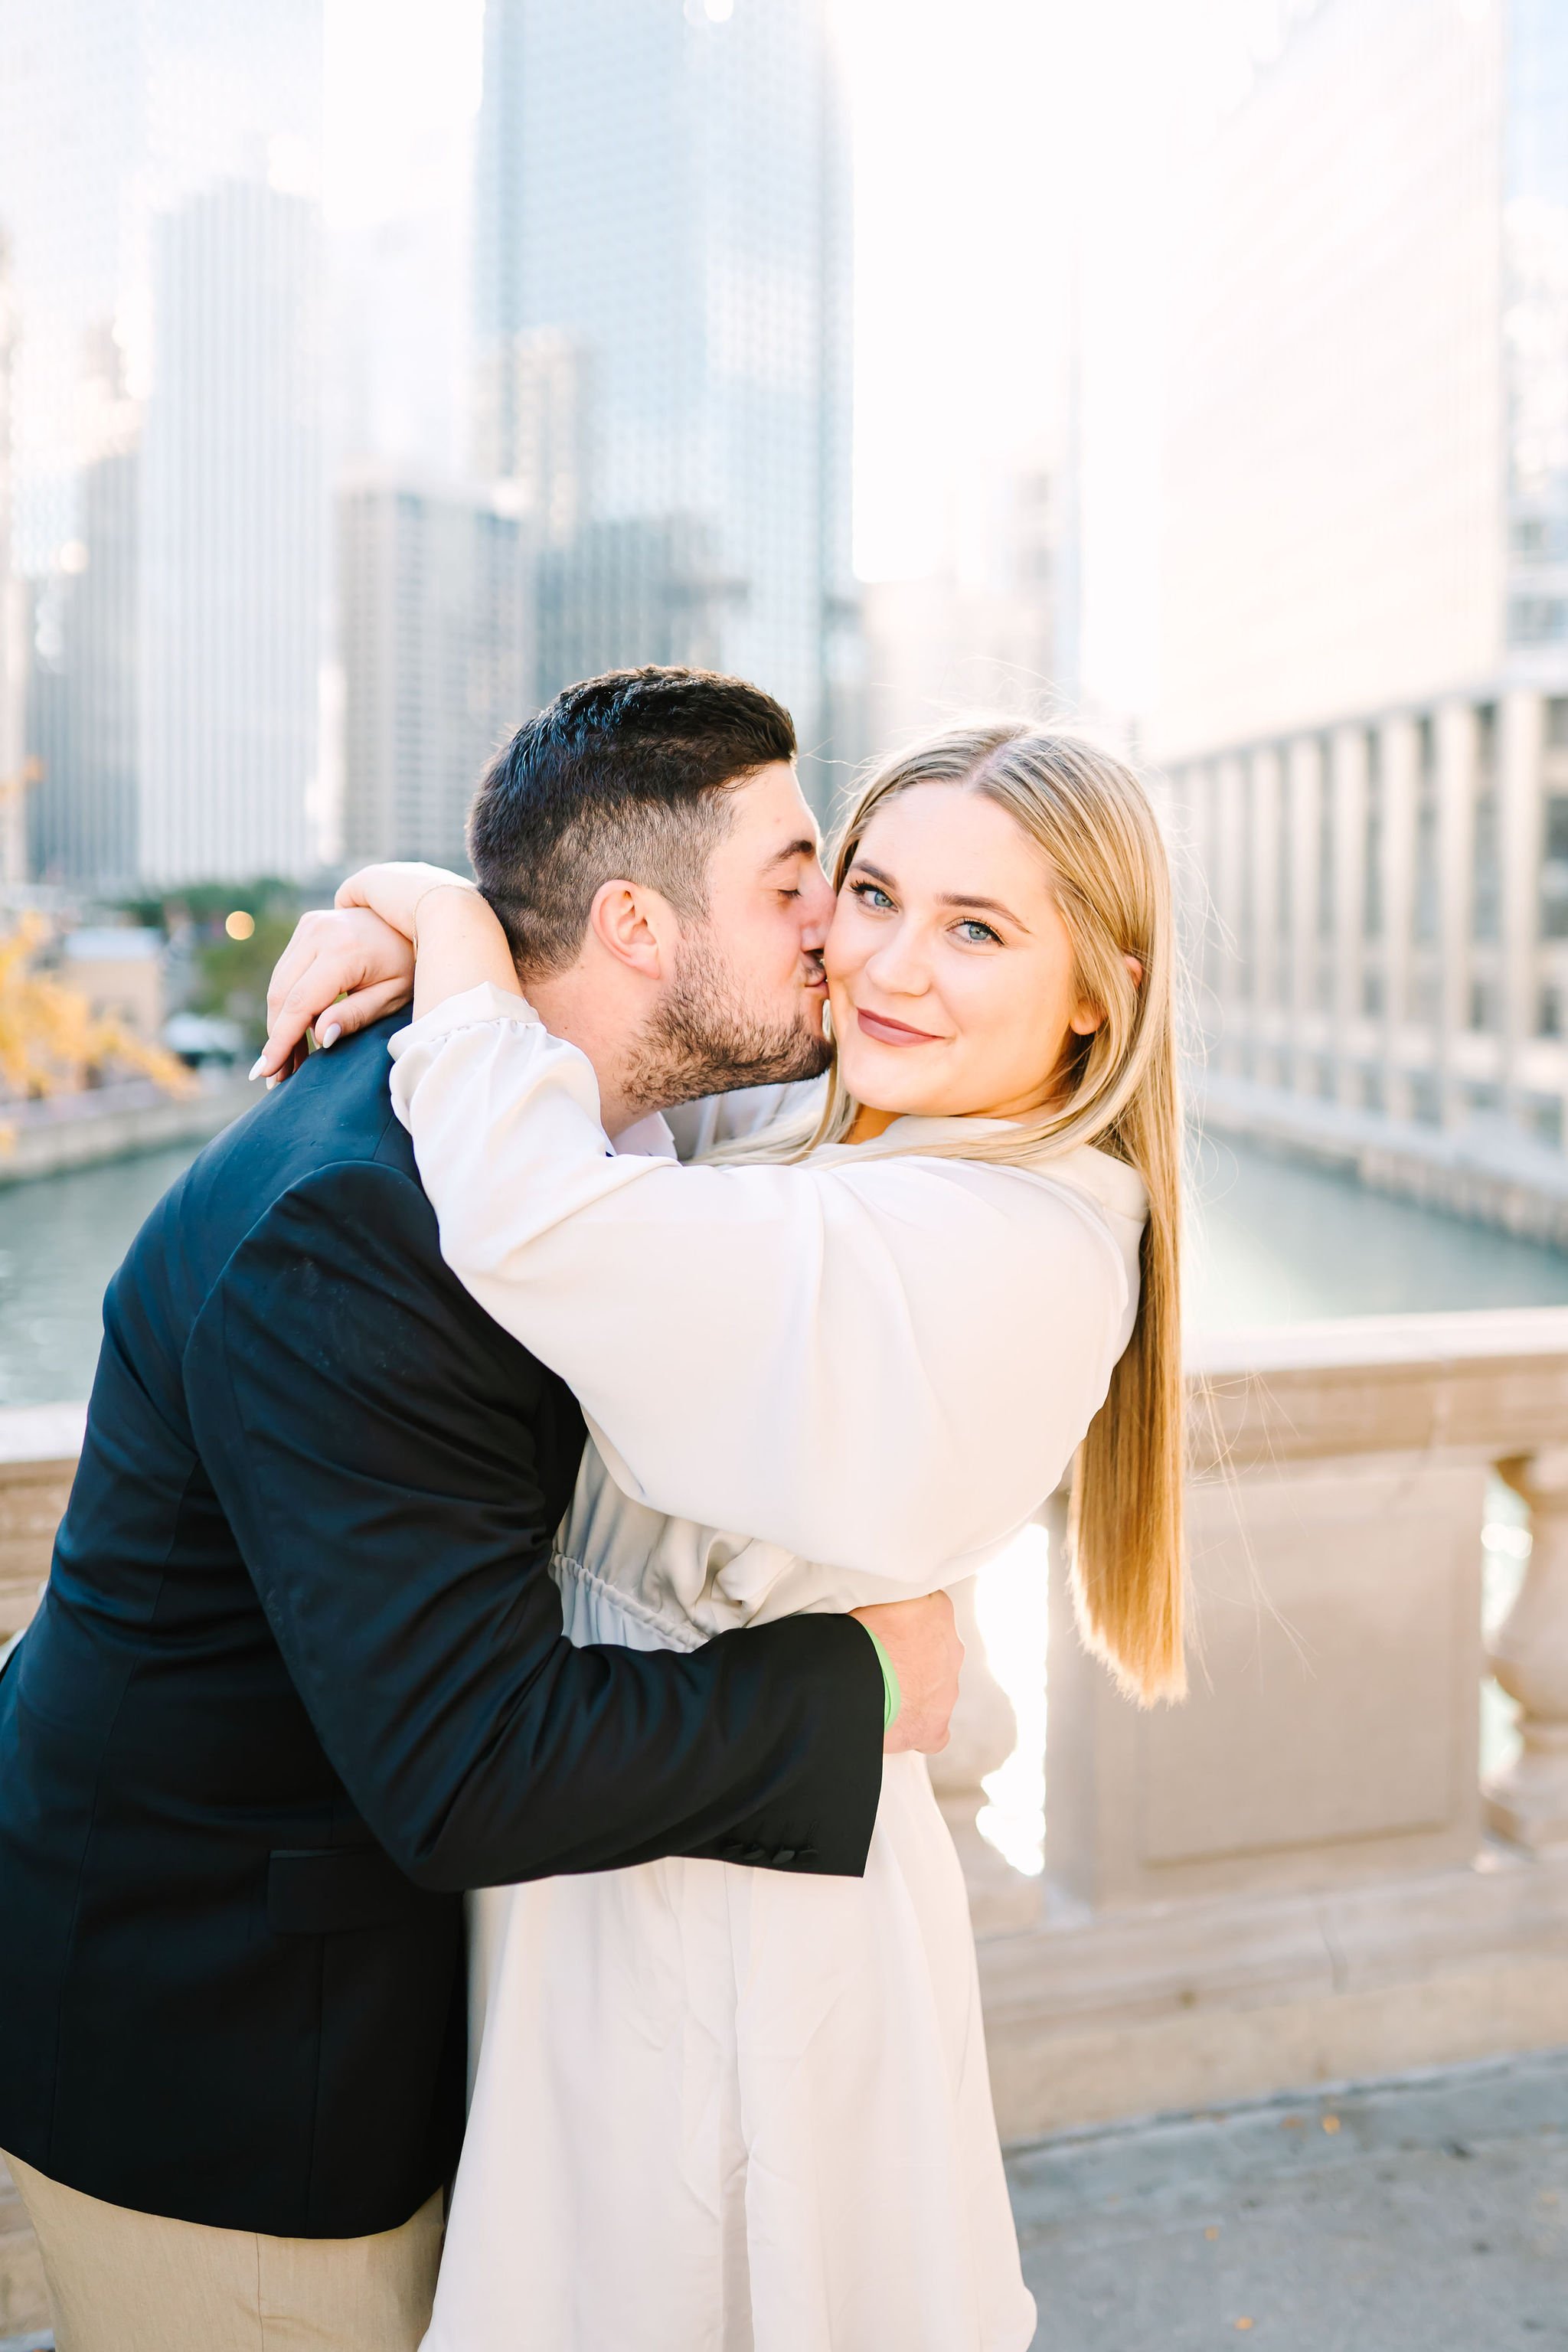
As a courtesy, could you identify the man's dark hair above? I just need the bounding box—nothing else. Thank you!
[466,667,797,975]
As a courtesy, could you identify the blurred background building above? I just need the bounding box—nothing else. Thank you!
[1158,0,1568,1207]
[0,230,28,890]
[862,456,1063,754]
[2,0,1568,1219]
[338,469,531,869]
[470,0,858,808]
[0,0,325,893]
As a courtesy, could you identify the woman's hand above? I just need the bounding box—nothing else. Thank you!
[254,905,416,1085]
[254,863,521,1084]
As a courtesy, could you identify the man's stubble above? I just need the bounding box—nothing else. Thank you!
[622,926,833,1115]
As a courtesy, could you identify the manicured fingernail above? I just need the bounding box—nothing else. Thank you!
[266,1075,279,1091]
[248,1057,266,1081]
[318,1022,341,1050]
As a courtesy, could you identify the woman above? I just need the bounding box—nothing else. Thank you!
[262,723,1186,2352]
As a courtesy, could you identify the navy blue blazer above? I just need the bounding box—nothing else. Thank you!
[0,1019,883,2237]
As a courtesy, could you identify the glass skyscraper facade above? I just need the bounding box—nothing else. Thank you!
[0,0,324,887]
[472,0,857,801]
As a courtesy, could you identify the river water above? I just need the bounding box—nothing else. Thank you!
[5,1126,1568,1409]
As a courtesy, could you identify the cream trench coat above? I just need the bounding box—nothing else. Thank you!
[386,984,1148,2352]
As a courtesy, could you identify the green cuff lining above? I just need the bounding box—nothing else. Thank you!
[864,1627,901,1733]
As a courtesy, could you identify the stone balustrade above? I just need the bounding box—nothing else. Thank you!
[4,1312,1568,2157]
[943,1306,1568,2139]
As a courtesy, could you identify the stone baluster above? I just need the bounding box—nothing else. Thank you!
[926,1574,1041,1936]
[1484,1450,1568,1852]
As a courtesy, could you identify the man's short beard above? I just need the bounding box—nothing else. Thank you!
[623,929,832,1112]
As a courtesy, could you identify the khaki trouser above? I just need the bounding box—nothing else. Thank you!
[4,2150,443,2352]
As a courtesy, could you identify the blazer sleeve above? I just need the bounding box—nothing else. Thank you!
[181,1159,885,1892]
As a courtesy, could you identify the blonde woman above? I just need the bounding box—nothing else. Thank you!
[263,721,1184,2352]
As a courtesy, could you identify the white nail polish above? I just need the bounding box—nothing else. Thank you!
[266,1075,279,1090]
[319,1022,342,1050]
[248,1057,266,1082]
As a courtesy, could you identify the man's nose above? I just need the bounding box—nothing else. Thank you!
[799,864,835,946]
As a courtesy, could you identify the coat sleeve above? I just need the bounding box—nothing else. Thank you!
[181,1160,886,1890]
[389,988,1132,1583]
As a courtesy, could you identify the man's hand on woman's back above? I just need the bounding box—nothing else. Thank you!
[851,1592,963,1755]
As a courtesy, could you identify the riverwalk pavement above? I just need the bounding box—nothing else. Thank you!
[1011,2047,1568,2350]
[2,2050,1563,2351]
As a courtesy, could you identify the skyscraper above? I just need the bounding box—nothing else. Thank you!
[472,0,858,800]
[1155,0,1568,1204]
[0,0,324,889]
[0,232,27,888]
[339,472,533,871]
[139,179,321,883]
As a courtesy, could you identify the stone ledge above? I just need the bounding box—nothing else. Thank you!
[0,2163,48,2342]
[0,1076,250,1187]
[0,1410,86,1468]
[0,1415,84,1642]
[980,1844,1568,2141]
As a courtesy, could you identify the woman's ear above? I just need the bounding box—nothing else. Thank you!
[1070,953,1142,1038]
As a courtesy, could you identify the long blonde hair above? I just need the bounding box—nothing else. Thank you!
[728,722,1187,1704]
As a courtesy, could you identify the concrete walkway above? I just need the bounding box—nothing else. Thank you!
[2,2052,1563,2351]
[1009,2050,1568,2350]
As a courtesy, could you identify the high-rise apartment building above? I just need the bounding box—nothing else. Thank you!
[0,232,27,889]
[339,473,533,871]
[0,0,324,889]
[1155,0,1568,1206]
[472,0,858,801]
[140,180,321,883]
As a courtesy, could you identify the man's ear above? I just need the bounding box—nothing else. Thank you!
[586,878,682,982]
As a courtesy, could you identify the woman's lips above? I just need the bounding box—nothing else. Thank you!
[855,1008,943,1047]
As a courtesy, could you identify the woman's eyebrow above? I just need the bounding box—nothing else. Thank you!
[851,857,1027,930]
[936,890,1026,927]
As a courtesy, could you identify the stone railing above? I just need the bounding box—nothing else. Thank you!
[939,1307,1568,2138]
[0,1406,83,2337]
[6,1315,1568,2157]
[0,1404,84,1651]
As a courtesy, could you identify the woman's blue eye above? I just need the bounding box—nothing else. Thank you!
[852,880,894,911]
[956,919,1001,946]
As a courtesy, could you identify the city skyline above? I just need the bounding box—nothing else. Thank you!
[0,0,325,890]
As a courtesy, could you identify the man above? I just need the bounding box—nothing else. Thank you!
[0,669,962,2352]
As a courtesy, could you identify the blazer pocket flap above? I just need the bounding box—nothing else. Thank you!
[266,1846,423,1936]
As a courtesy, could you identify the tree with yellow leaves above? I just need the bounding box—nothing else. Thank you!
[0,913,196,1127]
